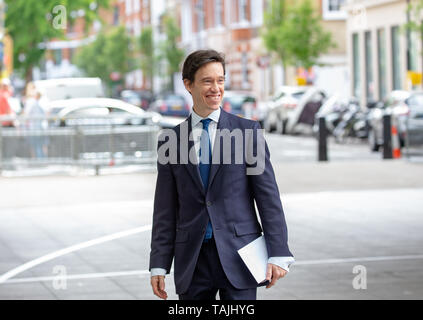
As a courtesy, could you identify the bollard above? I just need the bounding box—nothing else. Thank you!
[382,114,393,159]
[318,117,328,161]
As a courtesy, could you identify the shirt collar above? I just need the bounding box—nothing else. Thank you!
[191,107,221,128]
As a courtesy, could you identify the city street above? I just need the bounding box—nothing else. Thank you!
[0,133,423,299]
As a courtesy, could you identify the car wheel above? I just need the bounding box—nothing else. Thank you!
[264,118,275,133]
[368,129,380,152]
[276,118,286,135]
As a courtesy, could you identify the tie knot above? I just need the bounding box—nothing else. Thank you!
[201,118,213,130]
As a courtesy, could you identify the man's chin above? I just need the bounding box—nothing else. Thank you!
[207,104,221,110]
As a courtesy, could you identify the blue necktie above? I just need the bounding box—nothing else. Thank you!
[199,118,213,242]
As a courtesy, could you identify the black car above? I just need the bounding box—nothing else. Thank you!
[149,93,191,117]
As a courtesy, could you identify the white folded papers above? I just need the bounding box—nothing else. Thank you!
[237,235,268,284]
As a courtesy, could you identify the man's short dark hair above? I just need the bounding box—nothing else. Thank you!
[182,49,226,84]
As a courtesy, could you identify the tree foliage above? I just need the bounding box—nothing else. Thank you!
[138,26,155,91]
[5,0,110,81]
[74,26,132,95]
[262,0,335,71]
[159,13,184,91]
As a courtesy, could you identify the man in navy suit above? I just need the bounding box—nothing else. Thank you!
[149,50,294,300]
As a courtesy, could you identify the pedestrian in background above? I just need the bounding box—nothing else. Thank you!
[0,78,15,127]
[23,89,48,158]
[149,50,294,300]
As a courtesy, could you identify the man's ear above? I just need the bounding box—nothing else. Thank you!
[183,79,192,95]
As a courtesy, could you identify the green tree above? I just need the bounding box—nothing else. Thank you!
[262,0,335,83]
[404,0,423,88]
[5,0,110,82]
[138,26,155,92]
[74,26,132,96]
[261,0,290,83]
[159,13,184,91]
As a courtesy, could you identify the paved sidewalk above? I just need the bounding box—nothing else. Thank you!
[0,159,422,299]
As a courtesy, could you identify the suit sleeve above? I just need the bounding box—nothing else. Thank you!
[149,138,179,274]
[247,121,293,258]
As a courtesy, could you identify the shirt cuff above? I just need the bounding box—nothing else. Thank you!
[268,256,295,272]
[150,268,167,277]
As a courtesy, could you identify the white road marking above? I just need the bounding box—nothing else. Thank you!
[0,224,152,284]
[2,254,423,285]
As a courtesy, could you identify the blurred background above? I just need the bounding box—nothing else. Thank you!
[0,0,423,300]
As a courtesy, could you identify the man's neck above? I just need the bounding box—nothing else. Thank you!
[193,106,216,118]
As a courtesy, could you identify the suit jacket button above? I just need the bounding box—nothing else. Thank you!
[206,201,212,207]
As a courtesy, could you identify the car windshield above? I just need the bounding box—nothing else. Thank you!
[292,92,306,100]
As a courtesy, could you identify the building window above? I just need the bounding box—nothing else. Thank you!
[52,49,62,66]
[409,31,418,71]
[215,0,223,27]
[322,0,346,20]
[239,0,248,22]
[113,5,119,25]
[352,33,361,99]
[195,0,204,32]
[365,31,374,100]
[391,26,402,90]
[242,51,249,88]
[125,0,132,16]
[377,28,387,100]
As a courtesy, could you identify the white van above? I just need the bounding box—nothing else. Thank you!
[31,77,105,111]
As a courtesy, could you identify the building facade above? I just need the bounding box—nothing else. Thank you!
[346,0,419,107]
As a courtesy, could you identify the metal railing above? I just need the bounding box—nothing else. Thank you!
[0,114,160,173]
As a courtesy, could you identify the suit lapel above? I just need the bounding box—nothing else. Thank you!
[208,109,230,191]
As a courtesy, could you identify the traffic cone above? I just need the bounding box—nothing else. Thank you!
[391,120,401,159]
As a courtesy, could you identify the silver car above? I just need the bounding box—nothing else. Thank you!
[264,86,326,134]
[404,92,423,147]
[367,90,410,152]
[47,98,164,127]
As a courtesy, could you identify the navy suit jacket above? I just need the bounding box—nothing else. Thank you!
[149,109,293,295]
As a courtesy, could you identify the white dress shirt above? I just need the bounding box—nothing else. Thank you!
[151,107,295,277]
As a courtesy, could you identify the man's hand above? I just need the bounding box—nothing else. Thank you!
[151,275,168,300]
[265,263,287,289]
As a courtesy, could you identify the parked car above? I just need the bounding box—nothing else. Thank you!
[120,90,154,110]
[222,90,259,121]
[264,86,326,134]
[263,86,307,133]
[46,98,165,127]
[367,90,410,151]
[149,92,190,117]
[402,92,423,146]
[313,94,351,135]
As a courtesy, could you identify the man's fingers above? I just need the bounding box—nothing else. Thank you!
[151,276,167,300]
[266,264,272,281]
[266,264,288,289]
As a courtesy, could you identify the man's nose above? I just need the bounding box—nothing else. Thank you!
[210,81,219,92]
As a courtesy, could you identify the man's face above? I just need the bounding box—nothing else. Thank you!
[184,62,225,116]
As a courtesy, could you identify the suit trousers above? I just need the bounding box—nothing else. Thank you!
[179,237,257,300]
